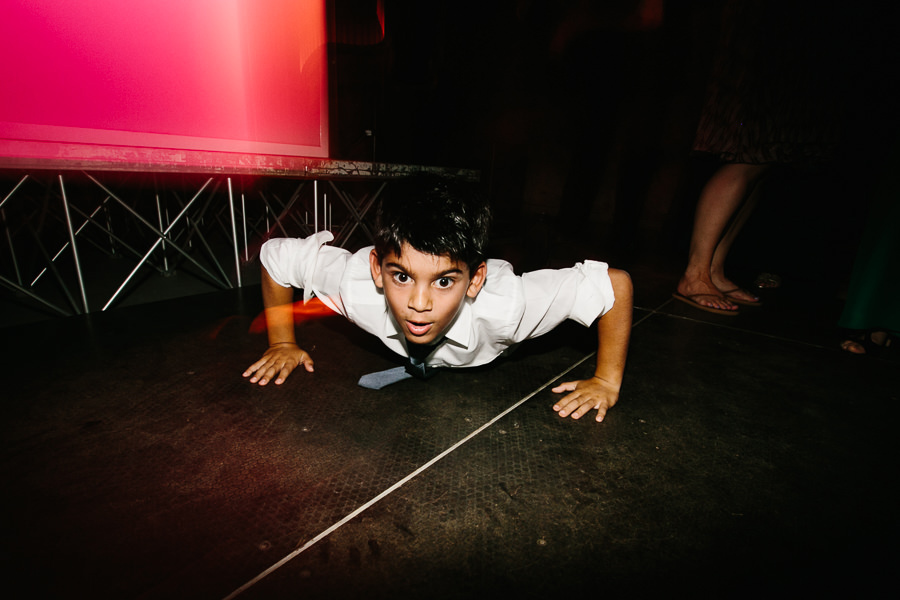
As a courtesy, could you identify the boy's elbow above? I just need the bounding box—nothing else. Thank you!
[609,268,633,302]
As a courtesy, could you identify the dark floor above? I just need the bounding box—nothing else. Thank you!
[1,237,898,600]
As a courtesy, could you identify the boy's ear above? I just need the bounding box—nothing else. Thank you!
[369,249,384,289]
[466,261,487,299]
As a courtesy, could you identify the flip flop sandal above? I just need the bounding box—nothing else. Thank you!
[720,287,762,307]
[672,292,740,316]
[840,330,894,357]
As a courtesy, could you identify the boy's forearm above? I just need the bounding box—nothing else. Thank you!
[594,269,633,386]
[261,266,297,346]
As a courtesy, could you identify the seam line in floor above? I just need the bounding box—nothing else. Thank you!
[638,298,847,354]
[220,310,670,599]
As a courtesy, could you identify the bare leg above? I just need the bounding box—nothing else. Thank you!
[710,165,769,302]
[677,163,769,311]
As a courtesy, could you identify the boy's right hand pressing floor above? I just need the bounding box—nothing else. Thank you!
[243,342,314,386]
[244,266,315,386]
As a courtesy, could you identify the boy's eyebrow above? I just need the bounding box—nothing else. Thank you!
[384,261,409,272]
[384,262,464,278]
[435,268,464,278]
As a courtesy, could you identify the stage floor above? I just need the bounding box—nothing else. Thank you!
[1,258,897,599]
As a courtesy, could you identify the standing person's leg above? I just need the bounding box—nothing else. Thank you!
[675,163,766,312]
[710,164,770,304]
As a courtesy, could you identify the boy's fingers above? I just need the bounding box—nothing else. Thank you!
[553,394,582,415]
[256,362,286,385]
[297,353,315,372]
[561,389,585,406]
[551,379,617,423]
[552,380,577,393]
[243,351,315,385]
[274,365,292,384]
[243,358,266,377]
[556,393,605,418]
[245,365,266,382]
[257,366,277,385]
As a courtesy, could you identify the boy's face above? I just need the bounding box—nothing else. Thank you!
[370,243,486,345]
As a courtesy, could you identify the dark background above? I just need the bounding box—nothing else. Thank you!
[328,0,898,286]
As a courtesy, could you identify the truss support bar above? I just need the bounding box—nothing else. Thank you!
[1,174,29,211]
[227,178,241,288]
[0,273,71,317]
[59,175,89,314]
[101,178,213,311]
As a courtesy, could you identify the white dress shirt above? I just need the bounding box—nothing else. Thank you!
[260,231,616,368]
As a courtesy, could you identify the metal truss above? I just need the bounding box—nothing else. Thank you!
[1,172,243,316]
[1,164,477,319]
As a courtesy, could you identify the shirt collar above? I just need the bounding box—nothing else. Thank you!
[443,299,472,349]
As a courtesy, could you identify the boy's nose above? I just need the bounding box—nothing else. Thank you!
[408,286,432,312]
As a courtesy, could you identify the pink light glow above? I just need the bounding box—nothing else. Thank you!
[0,0,329,171]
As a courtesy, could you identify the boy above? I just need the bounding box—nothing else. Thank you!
[243,177,632,422]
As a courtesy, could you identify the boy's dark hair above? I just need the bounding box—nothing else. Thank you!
[373,176,491,272]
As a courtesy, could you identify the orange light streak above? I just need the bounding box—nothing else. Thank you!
[248,297,337,333]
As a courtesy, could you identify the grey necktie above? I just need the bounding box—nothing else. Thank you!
[357,345,437,390]
[357,366,412,389]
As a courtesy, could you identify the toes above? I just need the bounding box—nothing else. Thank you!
[840,340,865,354]
[697,294,735,311]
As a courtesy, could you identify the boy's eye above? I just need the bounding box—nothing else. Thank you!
[392,272,410,284]
[435,277,453,289]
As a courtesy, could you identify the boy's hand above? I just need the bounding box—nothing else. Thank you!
[551,376,619,422]
[243,343,314,386]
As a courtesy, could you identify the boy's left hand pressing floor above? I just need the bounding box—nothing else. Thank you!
[551,376,620,422]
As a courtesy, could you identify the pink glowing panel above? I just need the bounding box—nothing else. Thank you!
[0,0,329,172]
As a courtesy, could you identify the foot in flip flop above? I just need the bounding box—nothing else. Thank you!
[675,277,739,315]
[672,292,740,316]
[840,330,893,356]
[719,287,761,307]
[710,274,760,307]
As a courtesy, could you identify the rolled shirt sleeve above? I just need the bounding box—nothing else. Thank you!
[514,260,615,340]
[259,231,352,314]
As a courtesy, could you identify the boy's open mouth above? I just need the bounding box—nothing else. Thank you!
[406,321,433,336]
